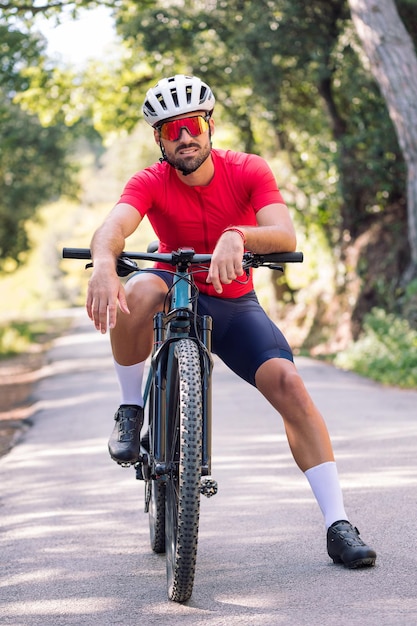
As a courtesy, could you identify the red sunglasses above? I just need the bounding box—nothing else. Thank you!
[157,115,210,141]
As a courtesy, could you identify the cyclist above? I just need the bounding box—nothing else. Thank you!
[86,74,376,569]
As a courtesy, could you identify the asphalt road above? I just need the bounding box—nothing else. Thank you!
[1,312,417,626]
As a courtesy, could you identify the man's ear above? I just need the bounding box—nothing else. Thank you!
[209,118,215,136]
[153,129,161,145]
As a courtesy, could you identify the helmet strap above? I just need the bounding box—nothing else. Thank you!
[158,140,168,164]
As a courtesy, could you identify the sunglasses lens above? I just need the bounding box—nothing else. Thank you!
[160,116,209,141]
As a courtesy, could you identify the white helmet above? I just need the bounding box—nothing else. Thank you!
[143,74,215,127]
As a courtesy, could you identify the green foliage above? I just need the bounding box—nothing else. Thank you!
[398,278,417,327]
[0,320,47,357]
[0,316,74,358]
[0,24,44,90]
[0,1,106,19]
[0,98,78,267]
[0,21,83,270]
[335,308,417,388]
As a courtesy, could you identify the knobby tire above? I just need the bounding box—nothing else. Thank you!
[149,479,166,553]
[148,383,166,554]
[165,339,203,603]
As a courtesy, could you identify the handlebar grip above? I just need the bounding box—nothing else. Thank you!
[62,247,92,259]
[261,252,303,263]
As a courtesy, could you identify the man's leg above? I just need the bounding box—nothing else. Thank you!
[255,358,333,471]
[255,358,376,568]
[108,272,169,464]
[110,272,169,366]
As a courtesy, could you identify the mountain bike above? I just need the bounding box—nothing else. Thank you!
[62,245,303,602]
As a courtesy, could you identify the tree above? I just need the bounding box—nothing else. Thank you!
[0,1,107,17]
[0,99,76,265]
[0,23,77,270]
[348,0,417,282]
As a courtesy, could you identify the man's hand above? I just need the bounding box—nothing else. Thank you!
[206,230,245,294]
[86,269,130,333]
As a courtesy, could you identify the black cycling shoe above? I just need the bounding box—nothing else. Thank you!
[327,520,376,569]
[108,404,143,465]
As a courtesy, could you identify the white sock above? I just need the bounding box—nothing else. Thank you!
[113,360,145,407]
[304,461,348,529]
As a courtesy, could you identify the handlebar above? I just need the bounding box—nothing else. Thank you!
[62,247,214,264]
[62,247,303,276]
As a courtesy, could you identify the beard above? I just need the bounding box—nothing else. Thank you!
[164,140,212,176]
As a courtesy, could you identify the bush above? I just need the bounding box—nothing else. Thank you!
[335,308,417,388]
[0,321,45,357]
[0,317,74,359]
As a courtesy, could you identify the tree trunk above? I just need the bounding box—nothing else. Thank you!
[348,0,417,282]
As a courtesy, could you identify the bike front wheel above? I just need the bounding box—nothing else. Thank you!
[165,338,203,603]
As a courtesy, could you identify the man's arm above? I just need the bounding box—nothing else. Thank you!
[242,203,297,252]
[207,203,297,294]
[86,203,142,333]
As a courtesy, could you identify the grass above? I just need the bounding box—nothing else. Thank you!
[334,308,417,389]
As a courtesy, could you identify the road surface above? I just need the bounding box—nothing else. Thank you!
[1,312,417,625]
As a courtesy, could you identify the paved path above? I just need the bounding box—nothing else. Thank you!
[1,313,417,625]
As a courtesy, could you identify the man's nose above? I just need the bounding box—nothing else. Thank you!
[178,127,194,141]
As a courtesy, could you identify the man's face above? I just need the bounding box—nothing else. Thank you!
[154,112,215,175]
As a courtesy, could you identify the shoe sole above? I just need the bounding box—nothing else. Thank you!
[345,557,376,569]
[332,556,376,568]
[109,454,139,467]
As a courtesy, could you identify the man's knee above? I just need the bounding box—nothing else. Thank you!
[125,273,168,310]
[256,358,311,408]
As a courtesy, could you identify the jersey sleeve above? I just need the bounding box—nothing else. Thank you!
[118,167,160,217]
[242,154,286,211]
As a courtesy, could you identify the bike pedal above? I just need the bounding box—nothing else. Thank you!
[200,477,218,498]
[135,463,144,480]
[136,453,151,481]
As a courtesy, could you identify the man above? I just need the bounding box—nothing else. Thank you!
[86,74,376,569]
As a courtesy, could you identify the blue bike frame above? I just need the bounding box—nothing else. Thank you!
[142,249,213,478]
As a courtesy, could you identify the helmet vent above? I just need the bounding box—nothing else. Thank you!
[144,100,155,114]
[200,86,208,103]
[171,88,179,107]
[156,94,167,111]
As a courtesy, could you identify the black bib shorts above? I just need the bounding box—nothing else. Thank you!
[134,269,293,387]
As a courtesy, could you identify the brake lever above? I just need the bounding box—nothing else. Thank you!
[116,257,139,277]
[83,257,140,277]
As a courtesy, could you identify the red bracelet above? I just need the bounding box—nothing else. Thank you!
[222,227,247,245]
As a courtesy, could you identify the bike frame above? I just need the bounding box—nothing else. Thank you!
[142,248,214,481]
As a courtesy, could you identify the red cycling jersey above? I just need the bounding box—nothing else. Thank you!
[119,148,286,298]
